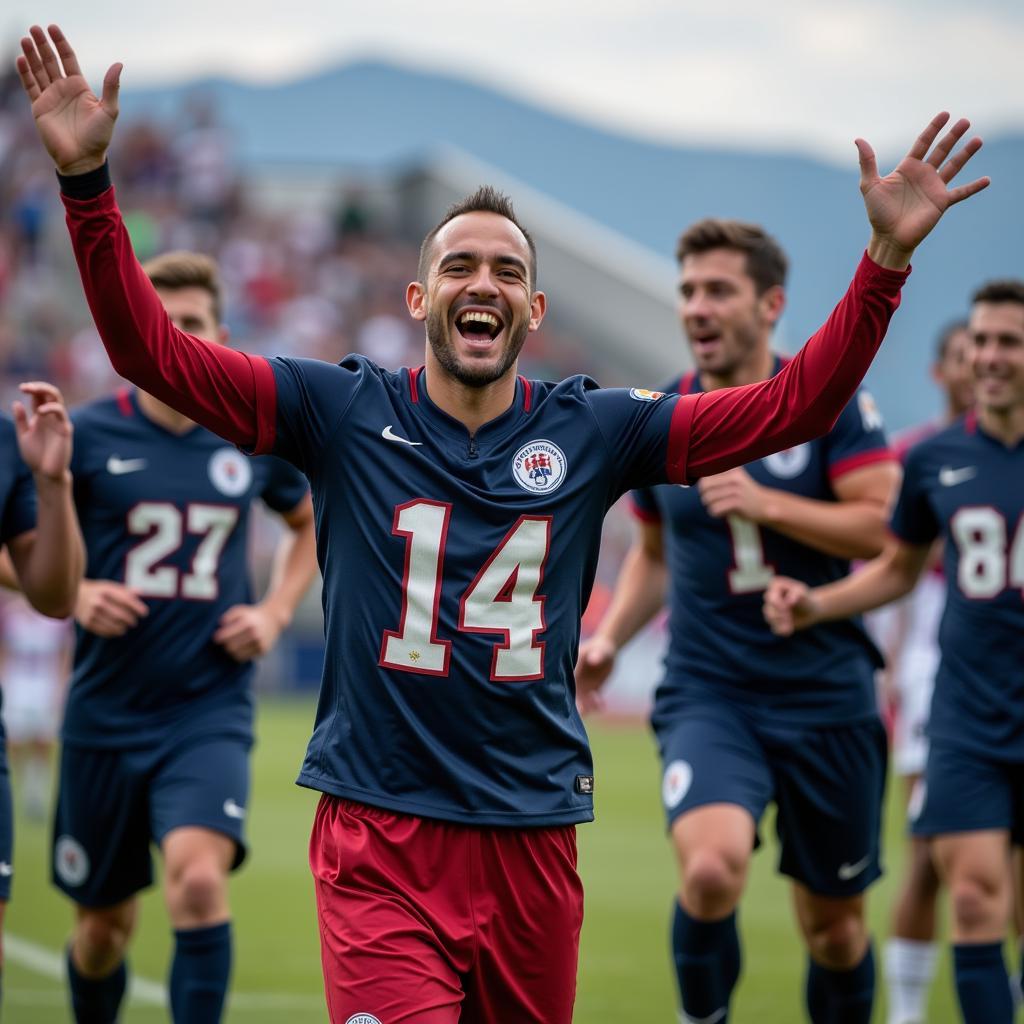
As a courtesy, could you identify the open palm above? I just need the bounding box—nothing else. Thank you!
[858,113,988,260]
[16,24,121,176]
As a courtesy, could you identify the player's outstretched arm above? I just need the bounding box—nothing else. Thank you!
[213,495,317,662]
[676,115,988,482]
[17,26,269,450]
[762,537,929,636]
[6,382,83,618]
[574,520,667,714]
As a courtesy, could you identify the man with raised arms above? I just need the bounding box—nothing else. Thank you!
[17,23,988,1023]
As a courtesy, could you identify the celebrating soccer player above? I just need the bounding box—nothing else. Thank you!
[16,23,989,1022]
[576,219,899,1023]
[0,380,82,1009]
[46,252,317,1024]
[765,282,1024,1024]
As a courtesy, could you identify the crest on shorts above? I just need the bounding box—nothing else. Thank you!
[209,448,253,497]
[512,440,567,494]
[662,759,693,809]
[762,443,811,479]
[55,835,90,887]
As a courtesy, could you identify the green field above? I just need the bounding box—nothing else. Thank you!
[6,699,960,1022]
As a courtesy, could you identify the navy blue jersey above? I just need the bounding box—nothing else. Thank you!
[635,361,892,723]
[270,356,687,826]
[0,414,37,725]
[63,390,308,749]
[890,414,1024,759]
[0,416,36,552]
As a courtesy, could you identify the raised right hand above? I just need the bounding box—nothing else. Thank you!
[762,576,819,637]
[574,635,618,715]
[16,24,121,175]
[75,579,148,638]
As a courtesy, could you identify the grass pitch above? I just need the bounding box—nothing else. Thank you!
[6,698,959,1021]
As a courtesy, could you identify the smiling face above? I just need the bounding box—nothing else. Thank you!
[407,211,546,389]
[969,301,1024,415]
[678,247,783,379]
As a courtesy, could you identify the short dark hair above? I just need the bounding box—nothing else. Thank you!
[675,218,788,294]
[971,279,1024,309]
[934,318,969,361]
[417,186,537,287]
[142,250,224,323]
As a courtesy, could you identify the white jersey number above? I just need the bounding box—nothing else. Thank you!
[380,500,551,680]
[125,502,239,600]
[951,506,1024,600]
[726,515,774,594]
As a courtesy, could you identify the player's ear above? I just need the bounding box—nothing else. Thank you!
[407,281,427,322]
[760,284,785,326]
[528,290,547,333]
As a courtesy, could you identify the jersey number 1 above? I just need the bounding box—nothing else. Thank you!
[379,500,551,681]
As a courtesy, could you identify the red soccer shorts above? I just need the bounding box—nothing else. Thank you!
[309,795,584,1023]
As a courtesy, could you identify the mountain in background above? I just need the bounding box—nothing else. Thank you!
[119,61,1024,430]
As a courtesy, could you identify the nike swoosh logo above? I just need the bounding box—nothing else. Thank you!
[382,425,422,446]
[837,854,872,881]
[939,465,977,487]
[223,799,246,820]
[107,456,148,475]
[681,1010,726,1024]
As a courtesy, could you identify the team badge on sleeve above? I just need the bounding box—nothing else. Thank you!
[208,448,253,497]
[512,440,567,494]
[762,444,811,479]
[629,388,666,402]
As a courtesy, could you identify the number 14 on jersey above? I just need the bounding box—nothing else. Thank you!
[379,500,552,682]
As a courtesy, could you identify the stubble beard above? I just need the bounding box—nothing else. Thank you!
[426,306,529,388]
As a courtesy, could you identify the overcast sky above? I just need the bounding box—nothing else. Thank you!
[4,1,1022,161]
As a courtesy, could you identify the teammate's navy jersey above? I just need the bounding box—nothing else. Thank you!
[0,416,36,553]
[634,361,892,723]
[0,414,37,726]
[62,390,308,749]
[889,413,1024,759]
[271,356,685,826]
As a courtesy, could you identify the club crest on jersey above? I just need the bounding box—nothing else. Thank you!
[512,440,567,494]
[629,388,666,402]
[54,835,90,887]
[762,443,811,479]
[345,1016,383,1024]
[209,448,253,497]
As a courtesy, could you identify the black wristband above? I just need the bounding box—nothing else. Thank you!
[56,161,112,200]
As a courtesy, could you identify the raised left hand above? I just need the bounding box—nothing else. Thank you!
[697,467,768,521]
[14,381,73,481]
[213,603,286,663]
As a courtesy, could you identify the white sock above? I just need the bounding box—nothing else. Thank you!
[884,938,939,1024]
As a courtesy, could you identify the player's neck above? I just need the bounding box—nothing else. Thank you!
[698,344,774,392]
[421,364,518,435]
[944,397,970,423]
[978,403,1024,447]
[136,390,197,435]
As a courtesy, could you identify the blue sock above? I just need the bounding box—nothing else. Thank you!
[671,899,740,1023]
[805,944,875,1023]
[66,946,127,1024]
[169,921,232,1024]
[953,942,1014,1024]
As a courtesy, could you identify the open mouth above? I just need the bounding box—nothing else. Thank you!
[455,309,504,345]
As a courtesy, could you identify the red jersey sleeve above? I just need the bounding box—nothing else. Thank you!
[61,188,277,452]
[678,253,908,481]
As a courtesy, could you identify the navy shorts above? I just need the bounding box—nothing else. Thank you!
[653,699,888,898]
[0,729,12,903]
[52,730,252,907]
[911,739,1024,843]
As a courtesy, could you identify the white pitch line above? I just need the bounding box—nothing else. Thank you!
[6,933,325,1012]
